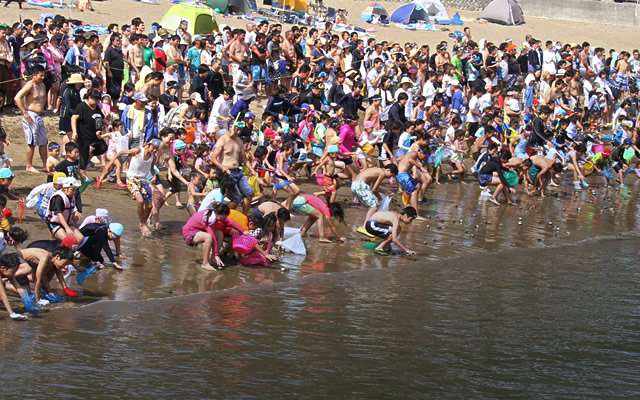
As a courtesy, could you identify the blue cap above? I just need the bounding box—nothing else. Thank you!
[0,168,14,179]
[328,145,339,153]
[174,139,187,150]
[300,103,309,109]
[624,138,633,145]
[133,92,149,102]
[149,139,162,147]
[109,223,124,237]
[244,111,255,119]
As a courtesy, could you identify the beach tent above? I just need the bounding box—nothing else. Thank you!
[160,3,219,35]
[360,3,389,23]
[480,0,524,25]
[413,0,449,21]
[266,0,307,11]
[206,0,249,14]
[390,3,429,24]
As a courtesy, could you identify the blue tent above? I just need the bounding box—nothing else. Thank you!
[390,3,430,24]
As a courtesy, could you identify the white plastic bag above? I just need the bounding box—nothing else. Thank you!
[276,233,307,255]
[379,194,392,212]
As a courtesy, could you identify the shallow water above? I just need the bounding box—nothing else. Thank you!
[2,179,640,398]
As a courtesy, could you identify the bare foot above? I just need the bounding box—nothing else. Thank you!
[489,198,501,206]
[139,223,152,237]
[416,216,427,221]
[319,238,332,243]
[201,263,216,271]
[25,166,41,174]
[154,223,167,231]
[175,203,184,209]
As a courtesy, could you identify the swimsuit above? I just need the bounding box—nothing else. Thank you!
[351,181,379,208]
[365,220,391,238]
[396,171,418,195]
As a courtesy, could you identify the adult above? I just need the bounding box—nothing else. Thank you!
[210,126,257,214]
[14,64,48,174]
[104,34,125,105]
[71,89,107,180]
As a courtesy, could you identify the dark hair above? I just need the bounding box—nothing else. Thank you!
[254,145,268,159]
[523,159,533,168]
[159,127,176,138]
[32,65,46,74]
[385,164,399,175]
[218,176,236,196]
[276,207,290,222]
[112,119,124,128]
[65,142,79,153]
[397,92,408,102]
[329,202,345,223]
[401,206,418,219]
[53,246,74,261]
[552,162,563,173]
[0,252,21,270]
[248,213,264,229]
[213,202,230,216]
[8,227,28,244]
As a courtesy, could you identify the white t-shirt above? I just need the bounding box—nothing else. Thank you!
[366,68,380,97]
[422,80,435,107]
[466,96,481,123]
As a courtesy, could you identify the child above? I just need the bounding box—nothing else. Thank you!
[411,96,426,121]
[273,141,301,209]
[100,93,113,130]
[258,113,275,146]
[251,145,271,201]
[203,165,219,192]
[449,130,469,182]
[365,207,418,256]
[186,171,206,216]
[164,139,191,208]
[0,253,29,320]
[174,128,196,164]
[45,142,61,182]
[117,82,136,118]
[313,145,340,203]
[0,125,11,170]
[0,168,21,202]
[193,144,210,178]
[97,120,129,188]
[311,113,329,160]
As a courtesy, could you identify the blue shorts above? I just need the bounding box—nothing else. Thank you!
[251,65,271,85]
[478,174,493,187]
[397,172,418,195]
[219,168,254,203]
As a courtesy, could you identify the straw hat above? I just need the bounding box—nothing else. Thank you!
[399,77,413,87]
[67,73,84,84]
[21,37,36,47]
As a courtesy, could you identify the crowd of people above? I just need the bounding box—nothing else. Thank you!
[0,11,638,320]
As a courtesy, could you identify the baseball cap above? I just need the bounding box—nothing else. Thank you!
[0,168,14,179]
[109,223,124,237]
[623,138,633,145]
[174,139,187,150]
[244,111,255,119]
[167,80,179,89]
[328,145,339,153]
[364,120,374,129]
[61,177,81,188]
[450,79,460,87]
[190,92,204,103]
[369,94,382,101]
[52,172,66,183]
[133,92,148,102]
[149,139,163,147]
[61,235,78,249]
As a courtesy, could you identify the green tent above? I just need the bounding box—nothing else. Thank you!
[160,3,219,35]
[206,0,229,14]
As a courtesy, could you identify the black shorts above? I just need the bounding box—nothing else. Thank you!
[365,220,391,239]
[78,139,108,170]
[339,157,353,166]
[168,176,182,193]
[472,151,481,161]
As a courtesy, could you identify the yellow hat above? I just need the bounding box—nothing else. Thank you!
[52,172,66,184]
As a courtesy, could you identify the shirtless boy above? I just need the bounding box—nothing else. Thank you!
[397,148,429,219]
[352,164,398,234]
[365,207,417,256]
[521,155,563,197]
[15,64,48,173]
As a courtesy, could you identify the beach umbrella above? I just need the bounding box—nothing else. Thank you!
[360,3,389,23]
[390,3,429,24]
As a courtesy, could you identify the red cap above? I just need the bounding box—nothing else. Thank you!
[2,208,12,218]
[602,148,612,158]
[61,235,78,249]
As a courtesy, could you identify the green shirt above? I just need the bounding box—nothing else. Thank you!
[143,47,155,67]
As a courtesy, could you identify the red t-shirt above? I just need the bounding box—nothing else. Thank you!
[154,48,167,71]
